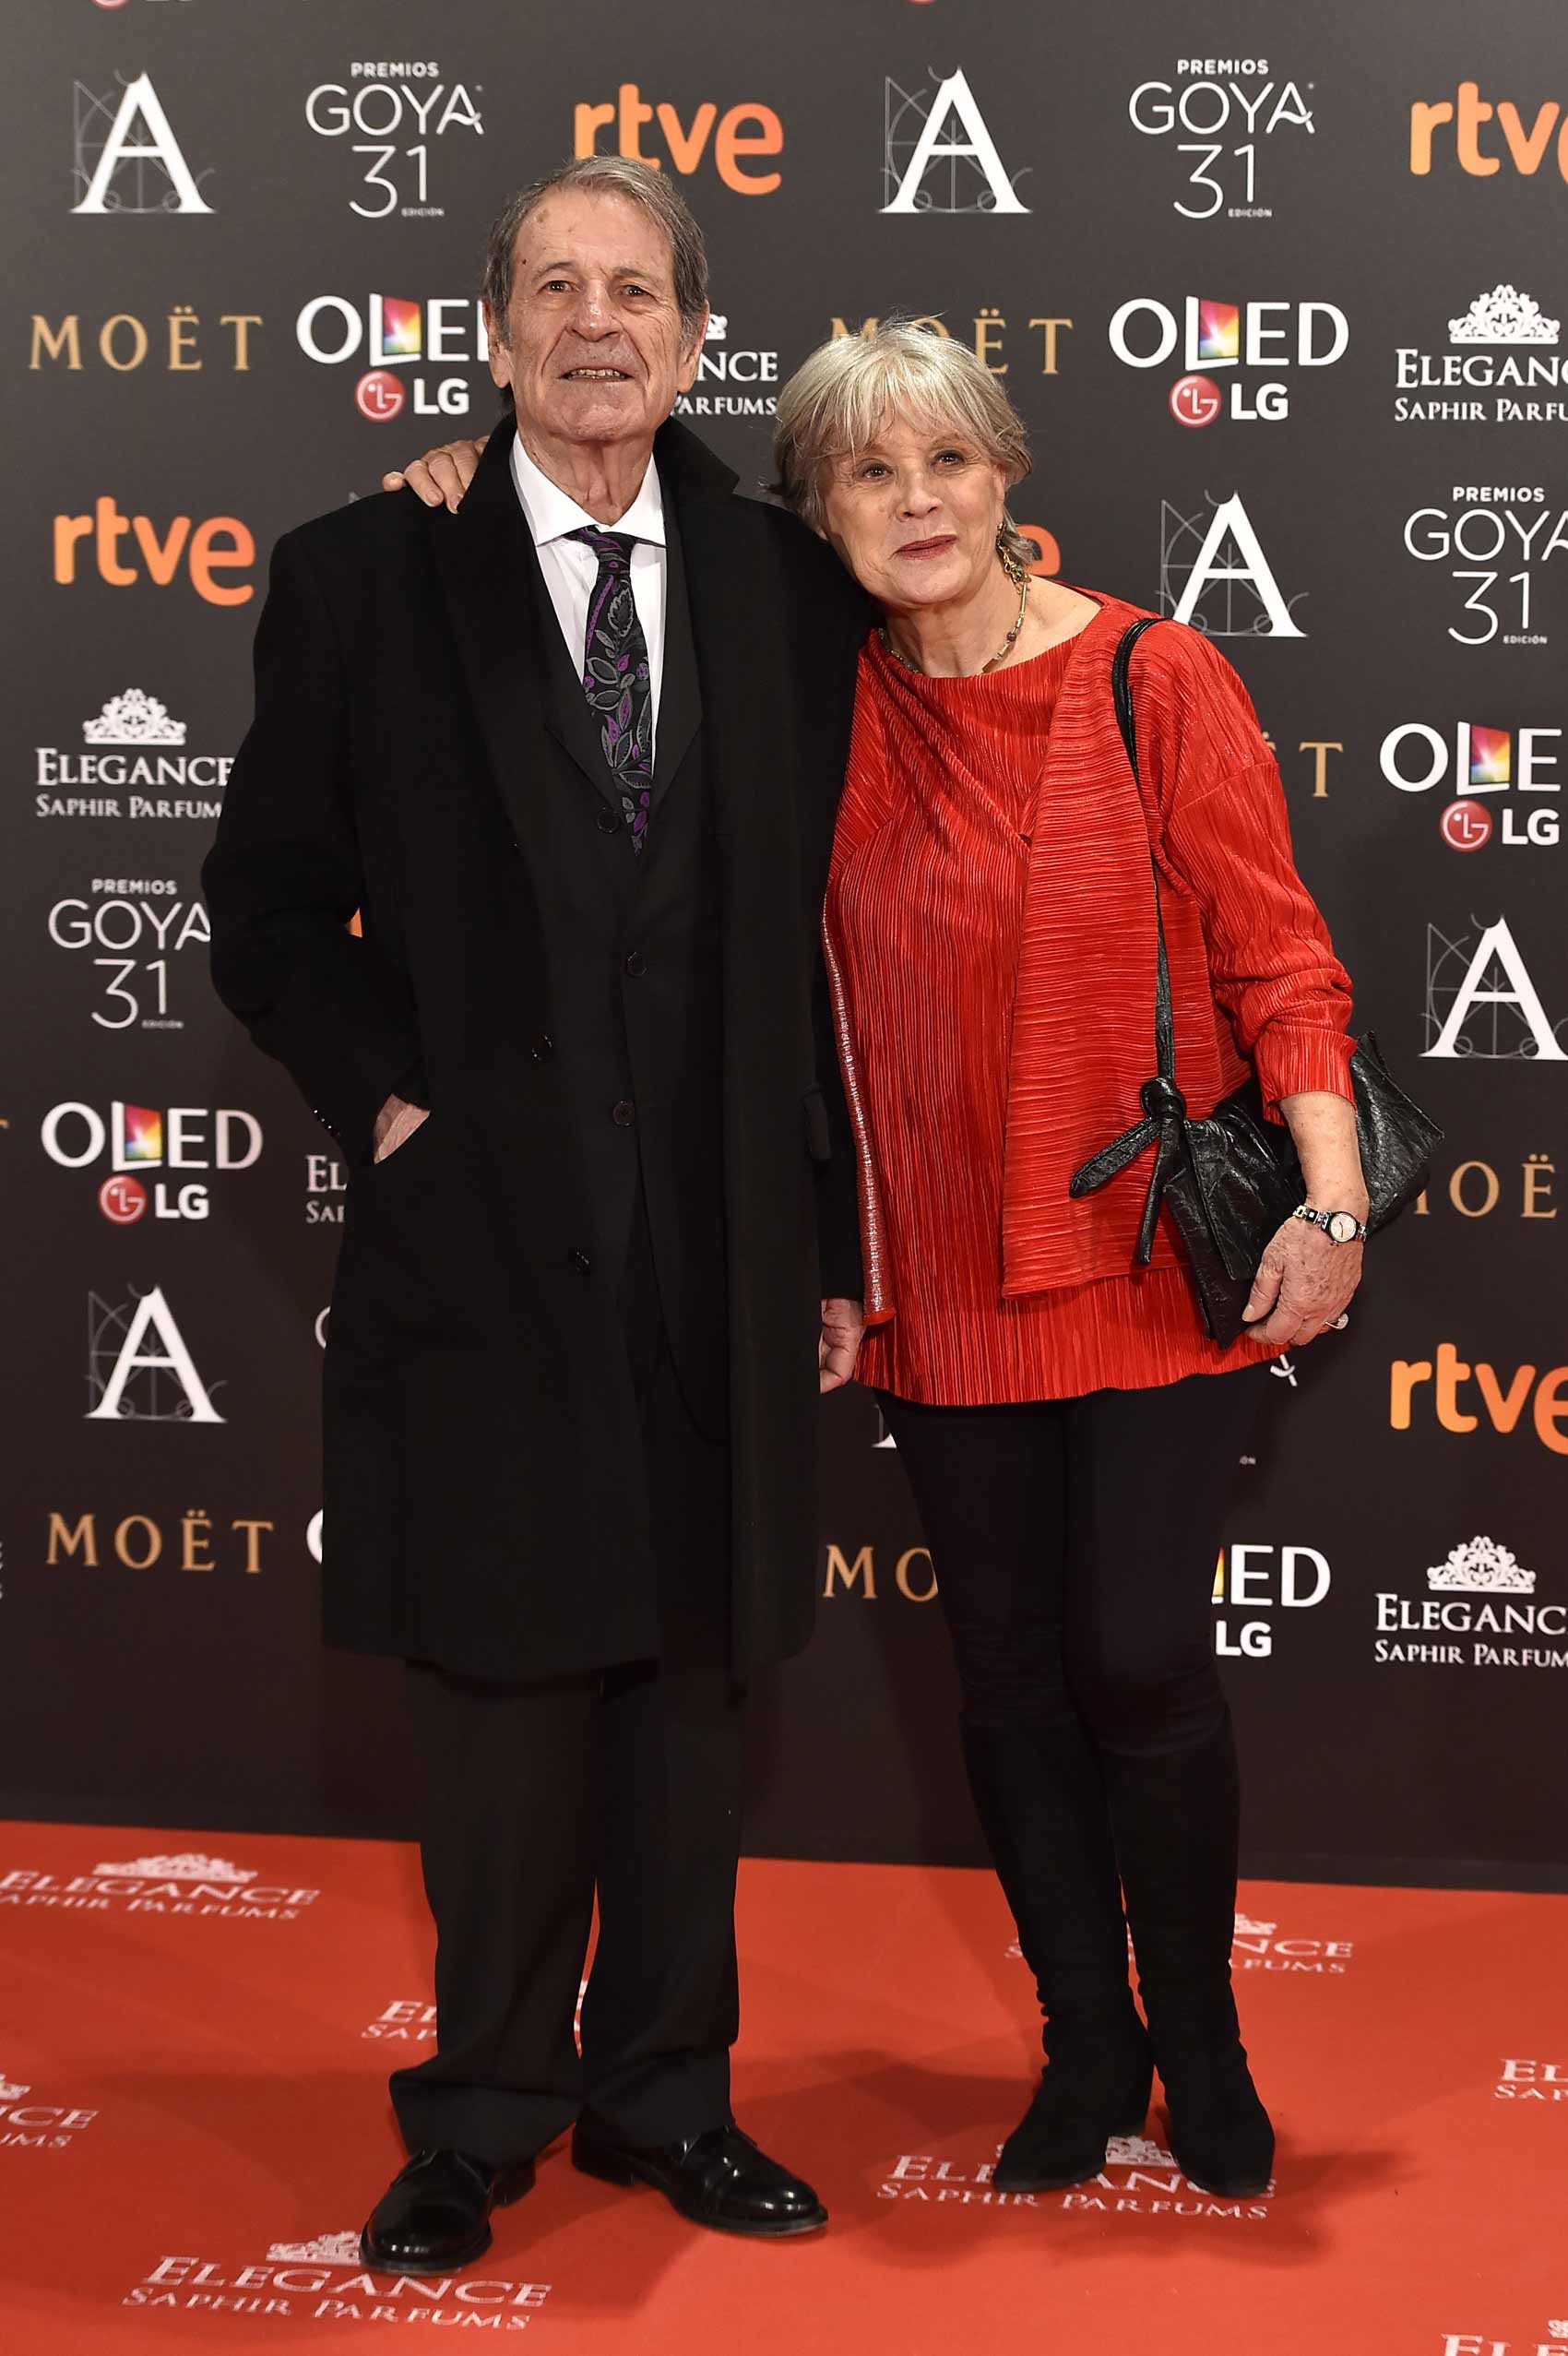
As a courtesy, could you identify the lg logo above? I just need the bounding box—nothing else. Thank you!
[1381,721,1561,851]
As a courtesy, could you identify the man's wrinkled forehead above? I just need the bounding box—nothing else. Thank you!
[510,197,675,300]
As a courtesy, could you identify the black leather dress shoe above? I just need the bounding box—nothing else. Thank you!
[361,2148,535,2275]
[572,2119,827,2237]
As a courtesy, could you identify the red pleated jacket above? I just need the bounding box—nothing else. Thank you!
[825,594,1356,1324]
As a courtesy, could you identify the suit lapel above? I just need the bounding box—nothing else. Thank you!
[527,552,626,809]
[425,425,573,872]
[650,505,701,809]
[430,415,748,881]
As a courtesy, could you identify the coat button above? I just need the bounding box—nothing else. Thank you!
[569,1247,592,1274]
[596,807,620,834]
[612,1100,636,1126]
[531,1032,554,1063]
[623,950,646,978]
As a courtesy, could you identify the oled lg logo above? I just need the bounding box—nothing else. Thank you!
[1212,1544,1331,1659]
[1110,295,1348,426]
[42,1101,263,1224]
[296,292,484,422]
[1382,722,1561,851]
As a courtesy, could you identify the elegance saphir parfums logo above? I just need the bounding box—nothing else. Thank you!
[1396,285,1567,426]
[0,1853,318,1922]
[123,2242,552,2326]
[1374,1538,1567,1671]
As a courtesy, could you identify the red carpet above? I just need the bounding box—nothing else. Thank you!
[3,1822,1563,2352]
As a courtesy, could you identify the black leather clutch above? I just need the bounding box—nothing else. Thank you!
[1068,618,1443,1347]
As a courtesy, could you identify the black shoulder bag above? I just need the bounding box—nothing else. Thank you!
[1068,617,1442,1346]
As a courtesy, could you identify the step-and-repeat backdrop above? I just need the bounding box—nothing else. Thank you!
[6,0,1564,1886]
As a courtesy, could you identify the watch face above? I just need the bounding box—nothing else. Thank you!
[1328,1212,1360,1244]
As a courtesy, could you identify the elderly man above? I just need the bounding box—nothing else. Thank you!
[202,157,866,2270]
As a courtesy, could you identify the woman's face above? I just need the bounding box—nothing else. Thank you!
[817,410,1009,614]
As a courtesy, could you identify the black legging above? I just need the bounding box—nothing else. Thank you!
[878,1367,1264,1758]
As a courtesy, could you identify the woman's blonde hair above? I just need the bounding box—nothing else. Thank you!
[771,318,1037,569]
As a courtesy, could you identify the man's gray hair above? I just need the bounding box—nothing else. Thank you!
[481,157,709,345]
[772,319,1037,570]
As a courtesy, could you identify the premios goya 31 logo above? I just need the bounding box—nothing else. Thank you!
[1403,484,1567,648]
[47,877,208,1030]
[305,63,483,220]
[1126,58,1314,222]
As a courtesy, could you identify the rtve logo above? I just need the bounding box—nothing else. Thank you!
[52,499,254,604]
[1410,83,1568,181]
[1391,1346,1568,1454]
[573,87,783,192]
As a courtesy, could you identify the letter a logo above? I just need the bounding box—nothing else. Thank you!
[86,1286,226,1422]
[1165,493,1307,639]
[882,68,1029,214]
[1423,917,1567,1061]
[73,73,215,216]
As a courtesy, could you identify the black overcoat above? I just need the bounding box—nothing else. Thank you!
[202,420,869,1681]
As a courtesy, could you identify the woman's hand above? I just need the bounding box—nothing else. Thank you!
[382,435,489,511]
[1243,1084,1367,1346]
[1242,1219,1362,1349]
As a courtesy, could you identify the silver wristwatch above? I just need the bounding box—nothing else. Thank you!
[1291,1204,1367,1245]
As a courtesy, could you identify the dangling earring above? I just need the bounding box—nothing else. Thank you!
[996,523,1028,589]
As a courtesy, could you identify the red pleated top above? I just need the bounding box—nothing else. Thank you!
[824,599,1356,1406]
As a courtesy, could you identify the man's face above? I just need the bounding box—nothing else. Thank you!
[485,190,706,453]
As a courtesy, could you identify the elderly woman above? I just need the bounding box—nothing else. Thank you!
[774,324,1364,2204]
[390,326,1365,2206]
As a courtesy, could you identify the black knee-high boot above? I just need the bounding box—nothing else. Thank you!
[1099,1708,1275,2198]
[961,1717,1153,2192]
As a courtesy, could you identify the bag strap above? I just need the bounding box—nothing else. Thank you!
[1110,617,1175,1088]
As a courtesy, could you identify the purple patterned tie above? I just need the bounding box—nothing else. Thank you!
[569,526,653,851]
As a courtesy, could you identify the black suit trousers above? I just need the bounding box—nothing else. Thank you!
[390,1194,742,2163]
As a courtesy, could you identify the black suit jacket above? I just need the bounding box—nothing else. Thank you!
[203,419,871,1679]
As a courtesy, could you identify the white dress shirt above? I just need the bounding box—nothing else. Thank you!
[508,432,667,744]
